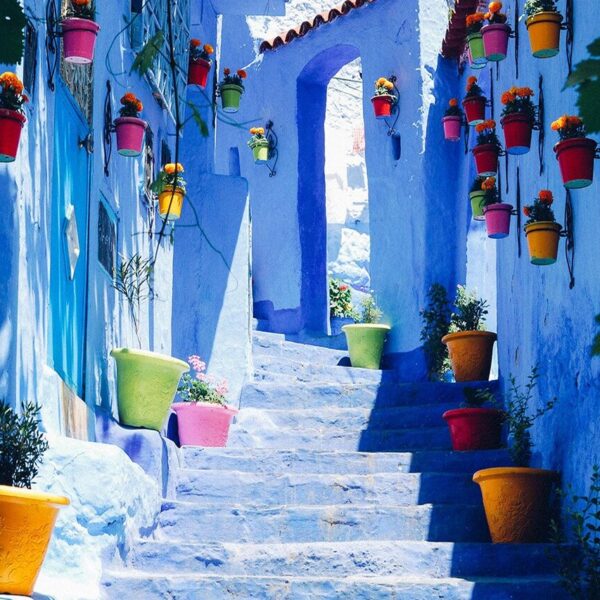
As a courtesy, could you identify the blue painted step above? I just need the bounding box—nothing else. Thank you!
[253,332,347,365]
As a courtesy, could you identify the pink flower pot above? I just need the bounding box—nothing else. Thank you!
[114,117,147,157]
[481,23,511,62]
[188,58,211,88]
[61,18,100,64]
[0,109,26,163]
[442,116,462,141]
[172,402,238,447]
[483,203,513,239]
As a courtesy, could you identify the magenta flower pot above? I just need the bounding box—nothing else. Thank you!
[442,116,462,141]
[483,203,513,239]
[61,18,100,64]
[172,402,238,447]
[481,24,511,62]
[114,117,147,157]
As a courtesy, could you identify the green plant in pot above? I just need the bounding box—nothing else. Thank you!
[110,254,188,431]
[342,295,390,369]
[329,279,358,336]
[0,401,70,595]
[473,367,558,543]
[420,283,451,381]
[218,67,246,113]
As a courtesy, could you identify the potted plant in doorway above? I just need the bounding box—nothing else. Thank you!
[371,77,397,119]
[0,401,70,596]
[473,367,558,543]
[523,0,564,59]
[248,127,270,164]
[188,39,214,88]
[523,189,562,265]
[172,355,238,447]
[218,68,247,113]
[465,12,487,67]
[442,98,463,141]
[152,162,187,221]
[481,2,512,62]
[342,295,390,369]
[481,176,513,239]
[469,176,487,221]
[500,86,537,155]
[473,119,502,176]
[329,279,358,336]
[462,76,487,126]
[114,92,147,157]
[61,0,100,64]
[0,72,28,163]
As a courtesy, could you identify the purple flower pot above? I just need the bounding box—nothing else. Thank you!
[481,23,511,62]
[114,117,147,157]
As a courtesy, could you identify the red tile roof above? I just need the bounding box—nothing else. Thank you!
[259,0,376,53]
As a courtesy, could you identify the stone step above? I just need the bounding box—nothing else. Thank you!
[155,501,490,543]
[182,447,511,475]
[175,470,481,506]
[102,572,563,600]
[126,539,557,579]
[253,332,348,364]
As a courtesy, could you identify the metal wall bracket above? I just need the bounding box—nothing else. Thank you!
[45,0,61,92]
[103,80,115,177]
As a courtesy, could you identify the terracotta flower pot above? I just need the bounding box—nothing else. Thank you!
[371,95,395,119]
[220,84,244,113]
[114,117,147,157]
[251,140,270,164]
[483,203,513,239]
[158,187,185,221]
[442,408,504,451]
[473,467,559,543]
[172,402,238,447]
[61,17,100,64]
[469,190,486,221]
[526,11,563,58]
[525,221,562,265]
[0,108,26,163]
[473,143,499,176]
[442,115,462,141]
[462,96,487,126]
[342,324,391,369]
[501,113,534,155]
[442,330,497,382]
[467,33,487,65]
[554,137,597,189]
[188,58,211,88]
[481,23,511,61]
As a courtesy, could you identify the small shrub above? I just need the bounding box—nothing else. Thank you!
[450,285,489,332]
[359,296,383,324]
[420,284,451,380]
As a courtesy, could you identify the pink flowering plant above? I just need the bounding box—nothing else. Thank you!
[178,355,228,405]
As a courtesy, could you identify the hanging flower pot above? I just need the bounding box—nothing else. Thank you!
[371,77,398,120]
[442,331,497,382]
[465,10,487,66]
[151,163,187,221]
[442,99,463,141]
[0,73,29,163]
[219,68,247,113]
[443,408,504,451]
[188,39,214,88]
[501,114,534,155]
[525,11,563,58]
[114,92,146,157]
[554,137,597,190]
[523,190,562,265]
[248,127,270,164]
[462,76,486,125]
[480,2,511,61]
[61,0,100,65]
[483,202,513,239]
[470,190,486,221]
[473,143,499,176]
[467,45,487,69]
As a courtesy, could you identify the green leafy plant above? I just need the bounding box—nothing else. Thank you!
[463,386,496,408]
[420,283,451,380]
[219,67,247,89]
[0,0,27,65]
[523,0,558,17]
[592,315,600,357]
[374,77,397,98]
[178,355,228,406]
[359,296,383,324]
[329,279,357,320]
[449,285,489,333]
[151,163,187,195]
[64,0,96,20]
[0,401,49,489]
[523,189,556,225]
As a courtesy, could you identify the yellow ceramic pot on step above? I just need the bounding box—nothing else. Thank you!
[158,186,185,221]
[0,485,70,595]
[525,11,563,58]
[442,330,497,382]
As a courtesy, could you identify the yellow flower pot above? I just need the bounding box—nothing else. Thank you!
[525,221,561,265]
[158,187,185,221]
[442,330,497,382]
[0,485,70,595]
[525,11,563,58]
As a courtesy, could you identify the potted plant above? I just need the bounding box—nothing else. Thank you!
[473,368,558,543]
[420,283,451,381]
[481,2,512,62]
[442,285,497,382]
[0,72,28,163]
[523,0,563,58]
[481,176,513,239]
[151,162,187,221]
[218,68,246,113]
[443,387,504,451]
[500,86,537,155]
[172,355,237,447]
[371,77,397,119]
[465,12,487,67]
[188,39,214,88]
[462,76,487,126]
[61,0,100,64]
[442,98,463,141]
[0,401,70,595]
[523,189,562,265]
[473,119,502,176]
[469,175,487,221]
[248,127,270,164]
[114,92,147,157]
[552,115,597,189]
[330,279,358,336]
[342,295,390,370]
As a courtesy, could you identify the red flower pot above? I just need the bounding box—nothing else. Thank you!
[442,116,462,141]
[172,402,238,447]
[483,203,513,239]
[114,117,147,157]
[0,109,26,163]
[554,137,597,189]
[473,143,499,176]
[61,18,100,64]
[462,96,486,126]
[188,58,211,88]
[481,23,511,61]
[443,408,504,451]
[501,114,534,155]
[371,95,395,119]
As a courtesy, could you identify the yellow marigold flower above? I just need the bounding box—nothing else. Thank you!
[384,80,394,90]
[557,116,568,129]
[249,127,257,135]
[256,127,265,135]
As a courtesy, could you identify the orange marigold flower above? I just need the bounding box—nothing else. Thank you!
[237,69,247,79]
[481,177,496,190]
[475,122,486,133]
[466,15,474,26]
[203,44,214,55]
[224,68,231,75]
[501,92,510,105]
[164,163,184,174]
[190,39,201,48]
[489,1,502,13]
[567,115,582,126]
[449,98,458,107]
[376,77,387,87]
[539,190,553,204]
[558,116,568,129]
[484,12,491,19]
[72,0,91,5]
[467,76,478,86]
[488,119,496,129]
[550,120,560,131]
[523,206,531,217]
[122,92,137,104]
[136,101,143,112]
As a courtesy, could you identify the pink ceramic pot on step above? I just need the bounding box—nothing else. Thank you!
[114,117,147,157]
[483,203,513,239]
[172,402,238,447]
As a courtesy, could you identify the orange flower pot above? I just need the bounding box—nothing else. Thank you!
[473,467,559,543]
[0,486,70,595]
[525,221,562,265]
[525,11,563,58]
[158,187,185,221]
[441,330,497,382]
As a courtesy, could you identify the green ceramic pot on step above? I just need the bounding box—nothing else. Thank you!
[110,348,188,431]
[342,324,391,369]
[220,84,244,113]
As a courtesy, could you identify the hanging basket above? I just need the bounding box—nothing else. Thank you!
[526,11,563,58]
[0,109,26,163]
[472,143,499,176]
[466,33,487,65]
[525,221,562,265]
[61,17,100,64]
[501,114,534,155]
[158,187,185,221]
[371,95,395,119]
[554,137,597,189]
[251,140,270,164]
[442,116,462,141]
[188,58,211,88]
[462,96,486,126]
[469,191,486,221]
[481,23,511,62]
[220,84,244,113]
[483,203,513,239]
[114,117,147,157]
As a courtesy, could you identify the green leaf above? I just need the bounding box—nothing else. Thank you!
[576,79,600,135]
[564,59,600,89]
[185,101,209,137]
[130,31,164,76]
[588,38,600,57]
[0,0,27,65]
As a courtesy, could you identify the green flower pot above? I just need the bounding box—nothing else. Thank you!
[342,324,391,370]
[470,190,486,221]
[467,33,487,65]
[251,140,270,164]
[220,84,243,113]
[110,348,188,431]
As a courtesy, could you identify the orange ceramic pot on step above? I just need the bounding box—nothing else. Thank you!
[473,467,558,543]
[442,330,497,382]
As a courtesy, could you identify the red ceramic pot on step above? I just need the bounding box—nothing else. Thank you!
[501,114,533,155]
[483,203,513,239]
[443,408,504,451]
[462,96,486,126]
[473,143,499,176]
[0,109,26,162]
[554,137,597,189]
